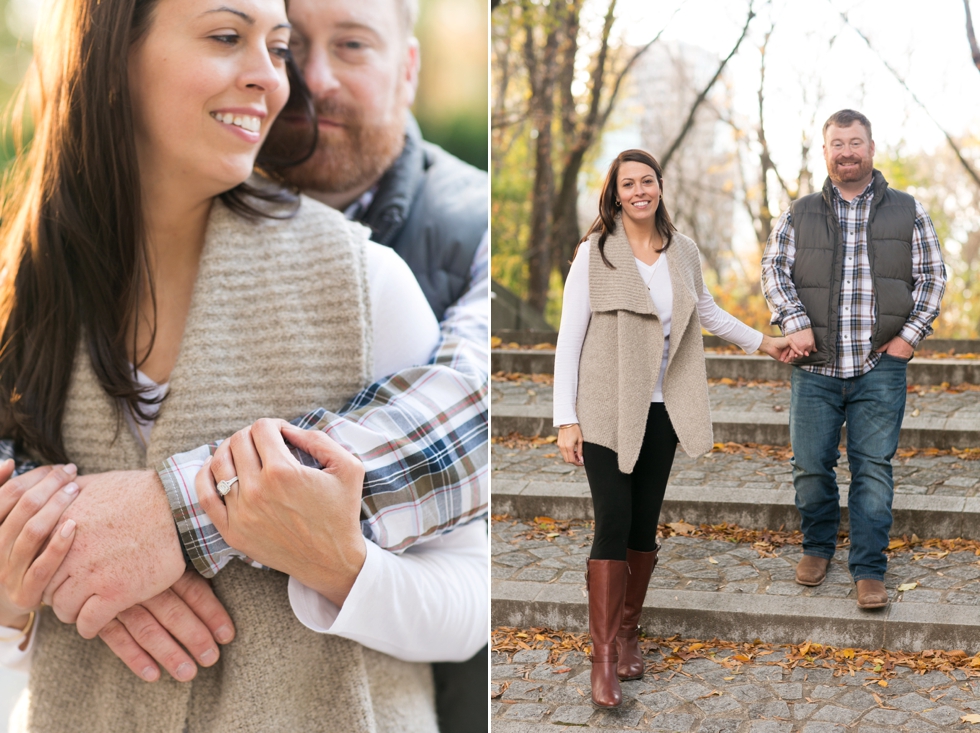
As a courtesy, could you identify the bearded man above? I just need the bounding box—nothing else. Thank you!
[761,109,946,610]
[267,0,488,730]
[269,0,487,324]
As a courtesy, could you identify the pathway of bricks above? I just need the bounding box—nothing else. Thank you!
[492,379,980,427]
[492,440,980,500]
[492,643,980,731]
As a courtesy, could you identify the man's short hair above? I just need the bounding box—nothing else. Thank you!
[823,109,872,141]
[400,0,419,33]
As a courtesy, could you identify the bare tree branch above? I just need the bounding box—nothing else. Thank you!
[661,4,756,171]
[595,4,684,133]
[966,0,980,71]
[835,7,980,189]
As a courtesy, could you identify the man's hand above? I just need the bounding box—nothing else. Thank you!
[786,328,816,359]
[43,470,185,639]
[198,419,366,607]
[876,335,914,360]
[100,568,235,683]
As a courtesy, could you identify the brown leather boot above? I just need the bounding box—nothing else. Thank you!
[795,555,830,586]
[616,548,658,680]
[856,579,889,609]
[586,558,628,707]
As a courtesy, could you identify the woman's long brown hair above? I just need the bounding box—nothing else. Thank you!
[0,0,317,462]
[582,149,676,269]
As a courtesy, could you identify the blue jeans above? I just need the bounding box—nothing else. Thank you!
[789,355,907,581]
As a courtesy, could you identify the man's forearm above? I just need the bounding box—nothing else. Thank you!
[163,241,491,578]
[761,211,811,333]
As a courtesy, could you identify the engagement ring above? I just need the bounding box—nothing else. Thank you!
[217,476,239,497]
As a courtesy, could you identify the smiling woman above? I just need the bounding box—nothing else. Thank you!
[0,0,476,731]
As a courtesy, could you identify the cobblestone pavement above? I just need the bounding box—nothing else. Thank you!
[491,379,980,424]
[491,644,980,731]
[491,440,980,498]
[492,518,980,605]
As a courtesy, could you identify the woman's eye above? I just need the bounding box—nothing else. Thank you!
[271,46,292,61]
[211,34,240,46]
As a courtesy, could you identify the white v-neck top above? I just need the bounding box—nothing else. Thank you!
[553,239,765,426]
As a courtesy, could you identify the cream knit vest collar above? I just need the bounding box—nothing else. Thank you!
[22,197,437,733]
[588,221,698,372]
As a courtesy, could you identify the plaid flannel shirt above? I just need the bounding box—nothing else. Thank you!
[762,181,946,379]
[157,237,489,577]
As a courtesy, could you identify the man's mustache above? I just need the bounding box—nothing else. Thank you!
[311,100,357,124]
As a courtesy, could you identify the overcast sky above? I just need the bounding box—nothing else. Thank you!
[605,0,980,179]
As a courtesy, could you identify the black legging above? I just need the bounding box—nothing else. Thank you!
[583,402,678,560]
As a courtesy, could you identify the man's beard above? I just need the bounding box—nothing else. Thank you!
[828,155,873,185]
[270,99,407,195]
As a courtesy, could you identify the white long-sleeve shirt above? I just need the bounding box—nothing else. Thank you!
[2,240,488,671]
[553,239,764,426]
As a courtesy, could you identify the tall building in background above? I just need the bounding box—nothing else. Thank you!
[583,40,737,277]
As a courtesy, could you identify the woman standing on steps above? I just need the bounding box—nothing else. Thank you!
[553,149,797,708]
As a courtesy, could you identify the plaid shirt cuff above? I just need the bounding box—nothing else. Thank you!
[779,313,812,336]
[899,322,929,351]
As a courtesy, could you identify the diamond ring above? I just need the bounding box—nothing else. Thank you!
[216,476,239,497]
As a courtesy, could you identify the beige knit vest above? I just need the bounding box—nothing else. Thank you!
[576,224,714,472]
[20,197,437,733]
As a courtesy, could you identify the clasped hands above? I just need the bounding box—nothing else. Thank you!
[767,328,913,363]
[0,420,364,682]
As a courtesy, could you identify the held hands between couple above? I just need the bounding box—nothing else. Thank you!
[772,328,914,364]
[0,420,365,681]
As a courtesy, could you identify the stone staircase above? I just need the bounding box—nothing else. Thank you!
[490,334,980,652]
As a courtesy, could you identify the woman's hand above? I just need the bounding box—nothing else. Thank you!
[0,461,79,640]
[99,569,235,683]
[758,334,796,362]
[557,424,584,466]
[198,419,367,607]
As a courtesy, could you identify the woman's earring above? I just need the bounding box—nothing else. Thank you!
[615,200,621,207]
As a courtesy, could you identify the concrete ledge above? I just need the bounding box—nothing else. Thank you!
[492,349,980,386]
[492,481,980,539]
[492,582,980,652]
[492,404,980,448]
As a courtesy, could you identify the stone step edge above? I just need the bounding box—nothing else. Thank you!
[492,583,980,653]
[491,332,980,355]
[491,481,980,540]
[492,350,980,386]
[490,405,980,449]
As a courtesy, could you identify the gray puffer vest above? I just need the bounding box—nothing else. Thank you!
[789,169,915,366]
[358,116,487,322]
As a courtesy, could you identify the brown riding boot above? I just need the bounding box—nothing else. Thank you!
[616,548,658,680]
[586,558,628,707]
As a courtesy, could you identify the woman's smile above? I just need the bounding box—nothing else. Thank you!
[210,107,267,144]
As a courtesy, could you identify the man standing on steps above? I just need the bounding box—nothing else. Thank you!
[761,109,946,610]
[268,0,489,729]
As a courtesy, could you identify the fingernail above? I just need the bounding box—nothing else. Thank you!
[215,625,233,644]
[60,519,76,537]
[175,662,195,681]
[203,456,213,467]
[63,482,78,496]
[142,666,159,681]
[200,648,217,665]
[64,463,77,476]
